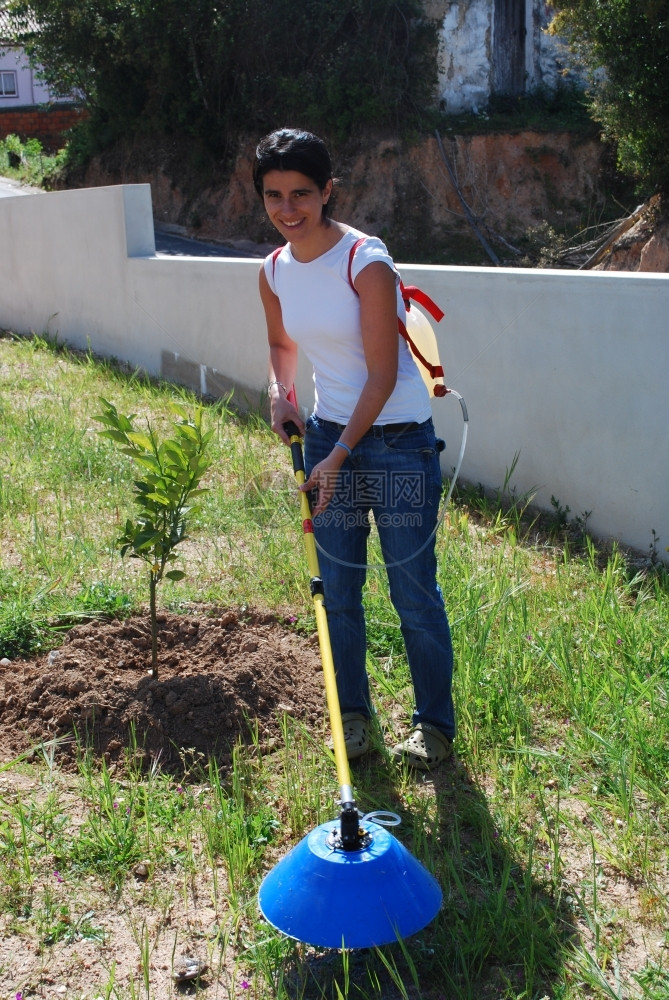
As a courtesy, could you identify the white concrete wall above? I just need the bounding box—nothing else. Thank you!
[0,183,667,563]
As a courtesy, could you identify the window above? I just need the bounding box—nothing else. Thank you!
[0,71,18,97]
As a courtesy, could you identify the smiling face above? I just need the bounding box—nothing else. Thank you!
[262,169,333,246]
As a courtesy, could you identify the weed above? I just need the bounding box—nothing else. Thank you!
[74,581,135,618]
[0,133,61,188]
[0,595,47,658]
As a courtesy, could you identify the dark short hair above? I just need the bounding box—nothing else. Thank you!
[253,128,334,217]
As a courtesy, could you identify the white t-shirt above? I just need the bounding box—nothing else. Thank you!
[264,227,431,424]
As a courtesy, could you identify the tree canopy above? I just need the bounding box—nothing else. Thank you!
[551,0,669,192]
[7,0,438,156]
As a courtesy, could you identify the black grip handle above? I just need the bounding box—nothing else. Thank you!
[283,421,305,477]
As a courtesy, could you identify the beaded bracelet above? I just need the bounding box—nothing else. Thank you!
[267,380,288,397]
[334,441,353,457]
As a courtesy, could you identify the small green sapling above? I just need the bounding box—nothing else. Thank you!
[95,398,213,676]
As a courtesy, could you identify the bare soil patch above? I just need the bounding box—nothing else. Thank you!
[0,610,336,998]
[0,609,327,767]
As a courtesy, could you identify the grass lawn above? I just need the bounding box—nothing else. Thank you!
[0,330,667,999]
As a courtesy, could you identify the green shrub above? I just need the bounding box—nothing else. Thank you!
[8,0,438,159]
[551,1,669,192]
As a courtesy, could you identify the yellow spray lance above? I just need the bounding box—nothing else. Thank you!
[283,412,362,849]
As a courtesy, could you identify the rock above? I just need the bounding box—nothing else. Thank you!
[173,957,208,983]
[594,195,669,272]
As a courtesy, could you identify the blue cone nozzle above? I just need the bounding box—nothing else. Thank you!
[258,818,442,949]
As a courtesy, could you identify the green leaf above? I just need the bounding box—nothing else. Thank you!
[126,431,154,452]
[165,570,186,581]
[176,423,199,442]
[94,413,121,428]
[162,444,188,467]
[97,401,135,433]
[144,492,171,506]
[98,428,130,445]
[131,454,162,473]
[133,532,162,552]
[140,474,162,489]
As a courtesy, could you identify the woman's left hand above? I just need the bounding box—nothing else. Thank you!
[300,449,346,516]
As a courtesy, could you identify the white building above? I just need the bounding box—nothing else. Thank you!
[0,4,62,108]
[429,0,580,113]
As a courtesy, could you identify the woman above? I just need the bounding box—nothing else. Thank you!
[254,127,455,770]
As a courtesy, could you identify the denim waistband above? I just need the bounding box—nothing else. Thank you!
[316,416,425,438]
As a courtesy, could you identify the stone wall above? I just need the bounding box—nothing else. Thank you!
[428,0,582,114]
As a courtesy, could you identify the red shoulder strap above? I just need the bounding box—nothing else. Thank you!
[347,238,367,290]
[347,238,446,390]
[347,240,443,319]
[401,285,444,323]
[271,246,282,280]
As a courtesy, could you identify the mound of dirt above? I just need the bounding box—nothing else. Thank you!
[0,610,326,768]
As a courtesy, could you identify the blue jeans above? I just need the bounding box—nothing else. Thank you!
[304,414,455,740]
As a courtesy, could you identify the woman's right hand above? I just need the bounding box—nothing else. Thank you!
[260,265,302,444]
[270,393,304,445]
